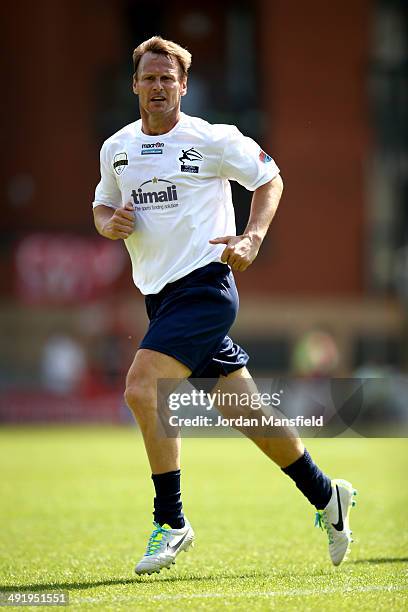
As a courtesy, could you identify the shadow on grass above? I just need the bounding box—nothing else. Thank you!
[0,571,272,592]
[352,557,408,565]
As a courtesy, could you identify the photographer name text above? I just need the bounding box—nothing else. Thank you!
[168,415,324,428]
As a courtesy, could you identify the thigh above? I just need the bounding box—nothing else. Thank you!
[127,348,192,390]
[213,365,255,392]
[206,366,256,419]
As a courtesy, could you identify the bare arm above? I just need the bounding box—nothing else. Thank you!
[209,174,284,271]
[93,202,135,240]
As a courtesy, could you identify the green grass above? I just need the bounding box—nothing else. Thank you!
[0,427,407,611]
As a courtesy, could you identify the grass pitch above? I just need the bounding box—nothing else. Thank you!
[1,426,407,610]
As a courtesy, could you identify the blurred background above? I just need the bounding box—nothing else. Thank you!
[1,0,408,423]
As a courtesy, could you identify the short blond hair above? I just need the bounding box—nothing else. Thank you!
[132,36,192,79]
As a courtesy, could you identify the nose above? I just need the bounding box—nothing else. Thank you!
[152,77,164,90]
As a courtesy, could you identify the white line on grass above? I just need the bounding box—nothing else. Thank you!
[77,584,408,604]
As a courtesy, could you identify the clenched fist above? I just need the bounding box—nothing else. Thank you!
[96,202,135,240]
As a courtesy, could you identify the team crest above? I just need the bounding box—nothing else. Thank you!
[179,147,203,173]
[179,147,203,163]
[179,147,204,174]
[113,152,128,175]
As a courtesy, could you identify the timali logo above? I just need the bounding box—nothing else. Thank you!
[131,177,178,205]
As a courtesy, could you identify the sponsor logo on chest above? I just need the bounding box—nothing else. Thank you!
[131,177,178,205]
[141,142,165,155]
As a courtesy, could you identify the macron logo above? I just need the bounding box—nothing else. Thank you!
[141,142,164,156]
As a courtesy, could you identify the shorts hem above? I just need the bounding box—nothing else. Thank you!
[219,360,249,377]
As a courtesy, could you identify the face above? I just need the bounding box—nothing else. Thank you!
[133,52,187,118]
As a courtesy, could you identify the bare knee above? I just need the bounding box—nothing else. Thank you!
[124,380,156,425]
[124,348,191,427]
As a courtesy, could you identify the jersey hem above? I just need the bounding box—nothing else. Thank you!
[135,254,224,295]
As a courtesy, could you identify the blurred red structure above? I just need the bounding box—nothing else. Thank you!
[15,234,127,304]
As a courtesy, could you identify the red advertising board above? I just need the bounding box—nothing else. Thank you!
[15,234,127,304]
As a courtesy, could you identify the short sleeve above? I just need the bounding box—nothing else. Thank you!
[218,126,280,191]
[92,141,121,209]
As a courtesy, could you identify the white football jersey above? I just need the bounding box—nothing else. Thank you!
[93,113,280,295]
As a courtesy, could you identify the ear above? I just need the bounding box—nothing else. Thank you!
[180,78,187,97]
[132,74,139,95]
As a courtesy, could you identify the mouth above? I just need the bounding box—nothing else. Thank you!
[150,96,166,102]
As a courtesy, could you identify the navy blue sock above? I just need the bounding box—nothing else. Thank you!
[282,449,332,509]
[151,470,185,529]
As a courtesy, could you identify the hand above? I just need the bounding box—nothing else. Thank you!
[102,203,135,240]
[209,234,261,272]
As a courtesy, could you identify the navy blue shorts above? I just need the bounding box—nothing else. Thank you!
[140,262,249,378]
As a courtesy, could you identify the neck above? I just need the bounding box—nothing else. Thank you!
[140,108,181,136]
